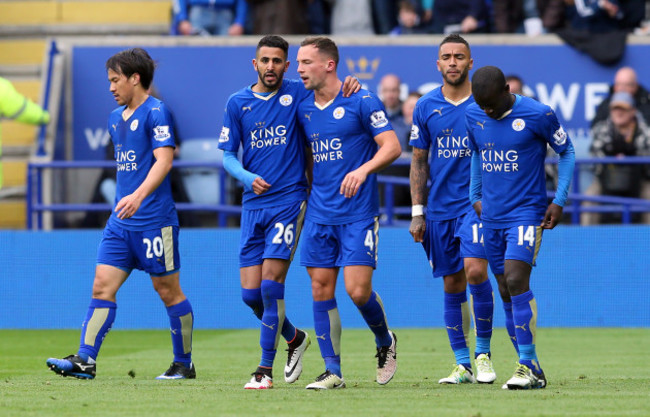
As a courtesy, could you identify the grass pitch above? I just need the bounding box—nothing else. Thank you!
[1,328,648,417]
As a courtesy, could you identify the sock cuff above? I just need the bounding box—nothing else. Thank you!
[261,279,285,299]
[358,291,378,312]
[314,298,337,312]
[166,298,192,316]
[89,298,117,309]
[512,290,534,306]
[444,290,467,303]
[468,279,493,295]
[241,287,262,302]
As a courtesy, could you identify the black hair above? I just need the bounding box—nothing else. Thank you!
[105,48,155,90]
[471,66,506,101]
[257,35,289,58]
[440,34,470,51]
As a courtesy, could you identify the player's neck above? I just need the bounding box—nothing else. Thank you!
[442,82,471,103]
[123,91,149,119]
[314,79,342,106]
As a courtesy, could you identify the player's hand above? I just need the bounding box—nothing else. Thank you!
[472,201,482,218]
[228,23,244,36]
[409,215,426,242]
[340,168,367,198]
[251,177,271,195]
[542,203,563,229]
[341,76,361,97]
[115,194,143,219]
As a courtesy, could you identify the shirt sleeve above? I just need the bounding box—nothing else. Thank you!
[218,96,242,153]
[358,92,393,138]
[150,104,176,149]
[408,99,430,150]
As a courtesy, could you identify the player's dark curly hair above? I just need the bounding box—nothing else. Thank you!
[257,35,289,58]
[440,33,471,52]
[300,37,339,67]
[105,48,155,90]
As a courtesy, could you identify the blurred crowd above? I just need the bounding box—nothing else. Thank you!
[171,0,649,37]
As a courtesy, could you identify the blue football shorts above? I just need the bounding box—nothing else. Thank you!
[483,224,543,276]
[97,222,180,277]
[239,200,306,267]
[300,216,379,269]
[421,209,486,278]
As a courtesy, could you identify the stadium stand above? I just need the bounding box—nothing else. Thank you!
[0,0,172,228]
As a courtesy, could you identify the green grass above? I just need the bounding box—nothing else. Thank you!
[1,328,648,417]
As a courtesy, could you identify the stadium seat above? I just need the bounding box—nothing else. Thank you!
[179,139,223,205]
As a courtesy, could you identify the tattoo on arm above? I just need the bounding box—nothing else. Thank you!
[410,147,429,206]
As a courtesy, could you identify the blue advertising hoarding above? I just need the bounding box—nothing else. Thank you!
[70,42,650,160]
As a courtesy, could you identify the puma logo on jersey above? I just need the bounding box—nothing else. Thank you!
[151,107,161,112]
[242,106,252,112]
[432,107,443,116]
[304,112,312,122]
[476,121,485,130]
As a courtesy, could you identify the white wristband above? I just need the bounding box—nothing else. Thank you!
[412,204,424,217]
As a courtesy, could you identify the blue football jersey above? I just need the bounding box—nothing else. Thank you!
[298,88,393,225]
[466,95,572,228]
[409,87,474,220]
[218,79,309,209]
[106,96,178,231]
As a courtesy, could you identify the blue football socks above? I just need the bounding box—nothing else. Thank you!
[444,290,471,369]
[78,298,116,362]
[512,290,542,374]
[313,298,342,377]
[357,291,392,347]
[469,280,494,355]
[166,299,193,365]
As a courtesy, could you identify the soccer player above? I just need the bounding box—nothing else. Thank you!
[46,48,195,380]
[409,34,496,385]
[218,35,359,389]
[466,65,575,390]
[296,36,401,390]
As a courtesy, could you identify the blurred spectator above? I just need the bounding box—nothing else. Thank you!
[378,74,409,149]
[308,0,332,34]
[401,91,422,151]
[430,0,489,34]
[558,0,644,64]
[172,0,247,36]
[492,0,545,35]
[565,0,645,33]
[582,92,650,224]
[327,0,375,34]
[592,67,650,128]
[390,0,431,34]
[537,0,566,32]
[505,74,537,98]
[372,0,399,34]
[248,0,309,34]
[0,76,49,191]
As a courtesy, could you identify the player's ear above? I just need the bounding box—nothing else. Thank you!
[284,60,290,72]
[252,58,258,71]
[436,59,441,73]
[132,73,140,86]
[468,57,474,70]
